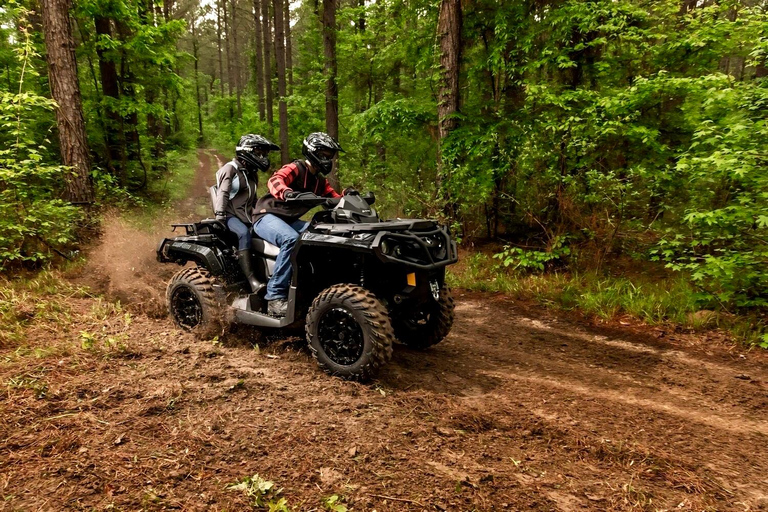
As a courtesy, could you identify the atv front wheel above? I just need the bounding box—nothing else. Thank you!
[306,284,394,381]
[393,284,454,350]
[167,267,222,337]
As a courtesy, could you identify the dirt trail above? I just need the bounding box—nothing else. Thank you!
[78,149,221,315]
[2,151,768,511]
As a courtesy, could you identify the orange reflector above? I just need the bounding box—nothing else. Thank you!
[407,273,416,287]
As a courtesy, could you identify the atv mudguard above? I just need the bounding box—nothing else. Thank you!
[157,234,228,275]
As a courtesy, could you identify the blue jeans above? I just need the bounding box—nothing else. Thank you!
[253,214,309,300]
[227,216,252,250]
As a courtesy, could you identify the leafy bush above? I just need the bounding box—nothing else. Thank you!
[493,237,571,272]
[0,7,83,269]
[653,76,768,310]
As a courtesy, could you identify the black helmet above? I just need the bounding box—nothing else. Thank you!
[236,134,279,172]
[301,132,344,175]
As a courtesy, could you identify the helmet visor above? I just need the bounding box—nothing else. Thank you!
[317,148,337,160]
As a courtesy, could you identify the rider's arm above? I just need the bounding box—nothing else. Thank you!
[319,177,342,199]
[214,166,234,220]
[267,163,300,200]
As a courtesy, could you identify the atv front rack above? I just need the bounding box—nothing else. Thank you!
[313,219,458,270]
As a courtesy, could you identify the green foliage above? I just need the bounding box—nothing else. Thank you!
[227,474,290,510]
[450,252,766,345]
[494,237,571,272]
[0,4,83,268]
[652,77,768,310]
[322,495,348,512]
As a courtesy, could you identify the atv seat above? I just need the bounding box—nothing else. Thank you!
[253,238,279,257]
[209,185,279,258]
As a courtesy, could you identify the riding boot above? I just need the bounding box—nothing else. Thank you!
[237,249,265,294]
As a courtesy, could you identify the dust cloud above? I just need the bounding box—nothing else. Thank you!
[83,213,179,317]
[78,150,220,317]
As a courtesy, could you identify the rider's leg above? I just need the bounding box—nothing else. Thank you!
[253,214,300,301]
[226,217,263,293]
[226,217,252,249]
[290,219,310,234]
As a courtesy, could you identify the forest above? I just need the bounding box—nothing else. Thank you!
[2,0,768,509]
[2,0,768,340]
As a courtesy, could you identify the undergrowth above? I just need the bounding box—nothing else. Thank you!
[120,148,200,229]
[448,252,767,348]
[0,269,87,349]
[0,267,138,361]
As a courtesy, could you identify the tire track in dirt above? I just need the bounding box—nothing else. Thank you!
[383,294,768,509]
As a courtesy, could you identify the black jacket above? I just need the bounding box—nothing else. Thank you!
[252,160,340,224]
[213,159,258,225]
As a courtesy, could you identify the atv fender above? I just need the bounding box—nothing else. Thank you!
[157,238,226,275]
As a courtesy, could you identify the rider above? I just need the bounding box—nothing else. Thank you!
[252,132,344,317]
[214,134,279,293]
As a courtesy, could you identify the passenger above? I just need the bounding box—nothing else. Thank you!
[214,134,279,293]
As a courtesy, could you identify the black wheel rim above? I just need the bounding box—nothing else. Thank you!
[317,307,365,366]
[171,286,202,329]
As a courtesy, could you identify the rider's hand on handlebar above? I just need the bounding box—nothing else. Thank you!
[342,187,359,196]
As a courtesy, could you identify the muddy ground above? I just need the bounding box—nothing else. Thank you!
[2,151,768,511]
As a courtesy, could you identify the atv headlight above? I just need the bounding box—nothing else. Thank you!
[381,239,392,255]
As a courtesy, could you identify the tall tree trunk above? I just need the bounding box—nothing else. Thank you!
[142,0,164,169]
[93,16,122,177]
[216,1,225,96]
[357,0,365,32]
[436,0,461,214]
[253,0,265,120]
[162,0,173,21]
[115,19,140,177]
[41,0,94,204]
[191,14,204,144]
[273,0,289,163]
[223,0,234,117]
[284,0,293,92]
[322,0,339,188]
[76,19,114,176]
[261,0,274,134]
[231,0,242,119]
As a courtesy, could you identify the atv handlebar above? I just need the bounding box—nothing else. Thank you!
[284,192,330,207]
[284,191,376,207]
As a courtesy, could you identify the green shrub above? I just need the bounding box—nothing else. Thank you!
[0,10,84,269]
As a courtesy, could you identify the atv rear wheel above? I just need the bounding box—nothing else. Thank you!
[167,267,222,337]
[306,284,394,381]
[393,284,454,350]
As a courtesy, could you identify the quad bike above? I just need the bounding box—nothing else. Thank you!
[156,190,458,380]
